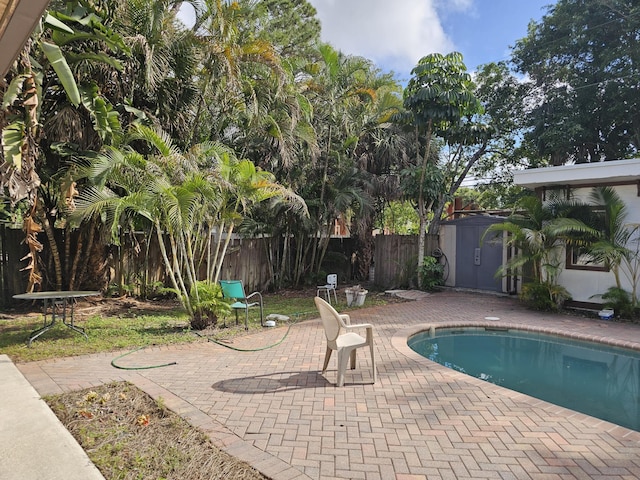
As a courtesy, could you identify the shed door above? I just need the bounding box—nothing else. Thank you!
[455,225,503,292]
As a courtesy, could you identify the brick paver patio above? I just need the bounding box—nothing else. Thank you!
[17,291,640,479]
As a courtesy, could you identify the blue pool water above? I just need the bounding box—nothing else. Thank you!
[408,327,640,431]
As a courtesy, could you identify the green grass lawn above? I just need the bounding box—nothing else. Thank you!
[1,289,391,363]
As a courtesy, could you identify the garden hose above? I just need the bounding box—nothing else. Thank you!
[111,311,314,366]
[197,311,312,352]
[111,345,178,370]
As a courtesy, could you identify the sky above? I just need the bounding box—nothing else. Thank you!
[307,0,555,82]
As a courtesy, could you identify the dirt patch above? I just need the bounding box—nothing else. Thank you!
[46,382,267,480]
[5,295,184,320]
[79,296,184,317]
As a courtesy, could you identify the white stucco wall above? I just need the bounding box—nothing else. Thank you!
[552,184,639,304]
[439,223,456,287]
[558,269,616,304]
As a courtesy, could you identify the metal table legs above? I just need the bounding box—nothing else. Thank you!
[27,298,88,346]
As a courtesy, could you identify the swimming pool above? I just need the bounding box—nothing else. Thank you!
[408,326,640,432]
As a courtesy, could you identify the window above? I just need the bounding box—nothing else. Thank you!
[566,245,608,271]
[565,205,608,271]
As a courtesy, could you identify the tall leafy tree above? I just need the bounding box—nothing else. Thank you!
[399,52,483,281]
[512,0,640,164]
[349,83,407,280]
[300,45,402,279]
[247,0,321,59]
[73,124,305,323]
[111,0,199,144]
[188,0,286,147]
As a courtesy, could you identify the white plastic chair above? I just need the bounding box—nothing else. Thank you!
[316,273,338,304]
[314,296,376,387]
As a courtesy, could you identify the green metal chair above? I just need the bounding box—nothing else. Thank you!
[219,280,264,330]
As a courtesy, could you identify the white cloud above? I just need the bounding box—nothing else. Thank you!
[436,0,474,12]
[308,0,469,79]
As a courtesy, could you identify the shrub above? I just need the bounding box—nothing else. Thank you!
[601,287,636,320]
[188,281,231,330]
[419,256,444,292]
[520,281,571,311]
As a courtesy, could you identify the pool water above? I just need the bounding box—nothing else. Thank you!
[408,327,640,432]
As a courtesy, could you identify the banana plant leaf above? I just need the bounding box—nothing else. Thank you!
[41,41,81,106]
[80,83,121,142]
[43,13,74,34]
[1,121,25,170]
[2,74,29,109]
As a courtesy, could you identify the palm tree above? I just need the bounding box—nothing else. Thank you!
[111,0,199,143]
[73,124,305,323]
[588,186,640,305]
[73,125,221,318]
[350,84,408,280]
[301,44,391,277]
[488,195,598,282]
[210,152,306,284]
[484,194,598,309]
[188,0,287,147]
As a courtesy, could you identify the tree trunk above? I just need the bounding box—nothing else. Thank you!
[427,199,446,236]
[77,220,106,290]
[356,232,375,282]
[213,223,235,284]
[417,197,427,288]
[155,223,191,315]
[35,201,62,290]
[64,225,72,288]
[315,221,333,273]
[279,233,289,289]
[416,122,433,288]
[263,235,276,290]
[69,226,85,291]
[312,125,333,276]
[210,221,225,282]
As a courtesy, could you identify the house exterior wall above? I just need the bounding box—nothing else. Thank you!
[514,159,640,307]
[556,184,640,304]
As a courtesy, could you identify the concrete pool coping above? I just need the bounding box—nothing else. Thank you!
[392,321,640,445]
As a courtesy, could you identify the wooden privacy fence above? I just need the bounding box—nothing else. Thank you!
[1,225,433,305]
[1,227,273,306]
[108,233,272,296]
[0,227,28,306]
[373,234,439,289]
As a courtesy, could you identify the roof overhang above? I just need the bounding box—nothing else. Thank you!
[513,158,640,190]
[0,0,50,78]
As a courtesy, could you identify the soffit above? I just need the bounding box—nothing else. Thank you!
[513,158,640,190]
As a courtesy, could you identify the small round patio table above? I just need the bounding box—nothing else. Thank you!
[13,291,100,346]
